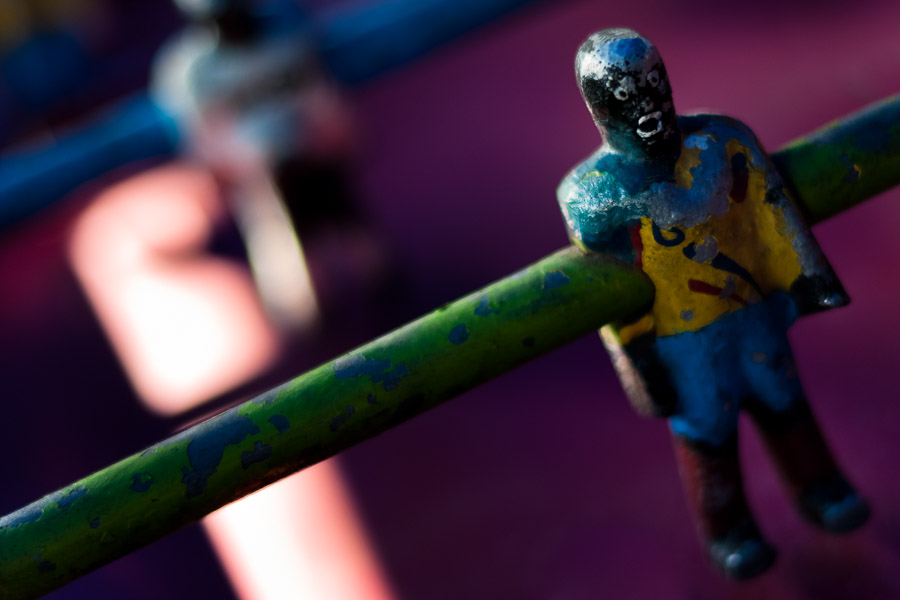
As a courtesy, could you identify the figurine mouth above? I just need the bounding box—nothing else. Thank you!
[637,112,663,138]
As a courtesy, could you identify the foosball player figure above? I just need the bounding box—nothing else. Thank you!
[556,28,870,579]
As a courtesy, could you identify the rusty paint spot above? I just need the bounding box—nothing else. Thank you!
[0,485,90,530]
[180,412,261,498]
[58,486,87,510]
[130,473,153,493]
[252,381,290,405]
[544,271,570,289]
[267,414,290,433]
[330,405,356,432]
[241,441,273,468]
[474,294,499,316]
[449,324,469,345]
[333,355,409,391]
[839,154,861,183]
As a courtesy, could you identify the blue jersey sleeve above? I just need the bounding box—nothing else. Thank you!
[557,164,642,261]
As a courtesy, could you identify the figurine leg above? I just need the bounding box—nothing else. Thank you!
[745,397,870,534]
[672,434,776,580]
[737,297,869,535]
[657,318,776,579]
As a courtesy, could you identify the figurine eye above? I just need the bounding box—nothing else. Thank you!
[647,70,660,87]
[613,77,636,101]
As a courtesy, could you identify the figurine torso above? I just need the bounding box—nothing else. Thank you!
[558,114,844,343]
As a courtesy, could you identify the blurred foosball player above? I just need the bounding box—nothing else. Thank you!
[70,0,391,413]
[557,28,870,580]
[154,0,389,327]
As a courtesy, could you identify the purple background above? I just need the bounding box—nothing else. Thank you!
[2,0,900,597]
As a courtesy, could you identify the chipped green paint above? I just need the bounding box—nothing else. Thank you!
[0,247,652,599]
[773,94,900,224]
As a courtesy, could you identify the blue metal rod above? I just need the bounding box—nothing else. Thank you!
[315,0,540,84]
[0,94,180,230]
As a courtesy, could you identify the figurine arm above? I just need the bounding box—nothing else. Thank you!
[764,180,850,315]
[603,328,679,418]
[556,167,639,262]
[558,166,678,417]
[725,118,850,315]
[556,151,606,249]
[556,156,597,209]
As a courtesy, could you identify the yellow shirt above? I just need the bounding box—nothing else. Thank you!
[614,138,804,343]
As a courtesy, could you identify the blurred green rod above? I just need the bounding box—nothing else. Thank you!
[773,93,900,224]
[1,94,898,599]
[0,247,653,599]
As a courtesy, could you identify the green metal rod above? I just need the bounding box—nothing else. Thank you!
[0,247,653,600]
[772,93,900,224]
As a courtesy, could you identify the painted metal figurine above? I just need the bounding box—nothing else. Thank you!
[557,28,870,579]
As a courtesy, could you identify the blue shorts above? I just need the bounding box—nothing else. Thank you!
[657,292,803,447]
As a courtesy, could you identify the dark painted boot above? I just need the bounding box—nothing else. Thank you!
[798,476,870,533]
[708,518,777,580]
[673,435,776,580]
[747,397,870,534]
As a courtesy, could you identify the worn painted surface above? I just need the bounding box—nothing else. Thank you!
[0,247,651,600]
[557,28,871,580]
[772,94,900,225]
[558,30,847,370]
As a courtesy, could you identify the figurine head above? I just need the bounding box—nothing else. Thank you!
[575,29,680,159]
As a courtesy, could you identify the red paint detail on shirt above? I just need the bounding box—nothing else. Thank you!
[630,222,643,269]
[687,279,749,307]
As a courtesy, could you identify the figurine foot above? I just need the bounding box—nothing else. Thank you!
[707,519,777,580]
[798,477,870,534]
[746,396,870,534]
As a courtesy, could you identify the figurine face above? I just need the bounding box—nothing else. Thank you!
[576,29,680,159]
